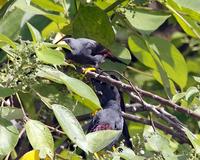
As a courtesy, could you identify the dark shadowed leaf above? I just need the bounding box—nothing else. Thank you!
[0,87,15,97]
[72,5,115,47]
[25,119,54,159]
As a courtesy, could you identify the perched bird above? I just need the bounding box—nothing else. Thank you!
[90,76,133,149]
[90,78,121,107]
[88,100,124,144]
[56,37,127,68]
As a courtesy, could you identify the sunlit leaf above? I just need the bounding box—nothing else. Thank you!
[37,66,101,111]
[32,0,64,12]
[0,118,19,155]
[172,92,185,103]
[36,45,65,65]
[0,33,16,48]
[25,119,54,159]
[193,76,200,83]
[0,8,25,39]
[52,104,88,153]
[86,130,122,153]
[185,86,199,102]
[183,127,200,154]
[124,8,170,35]
[165,0,200,39]
[143,125,177,160]
[128,35,188,91]
[26,22,41,43]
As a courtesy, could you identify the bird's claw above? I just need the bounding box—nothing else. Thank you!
[83,67,96,74]
[112,146,116,152]
[91,109,100,116]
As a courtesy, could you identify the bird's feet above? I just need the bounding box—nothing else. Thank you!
[91,109,101,116]
[83,67,96,74]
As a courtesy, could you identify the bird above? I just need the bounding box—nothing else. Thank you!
[56,37,127,69]
[87,100,124,144]
[90,78,121,107]
[90,75,133,149]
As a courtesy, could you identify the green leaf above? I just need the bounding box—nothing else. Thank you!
[128,35,188,90]
[185,86,199,102]
[25,119,54,159]
[148,36,188,89]
[101,42,131,72]
[113,146,141,160]
[143,125,177,160]
[193,76,200,83]
[61,0,77,18]
[0,118,19,155]
[36,46,65,65]
[37,66,101,111]
[26,22,42,43]
[86,130,122,153]
[0,107,23,120]
[183,127,200,154]
[32,0,64,12]
[172,92,185,103]
[165,0,200,39]
[0,87,15,97]
[0,0,17,17]
[0,8,25,39]
[128,35,172,97]
[34,83,91,116]
[124,8,170,35]
[52,104,88,153]
[173,0,200,14]
[72,5,115,47]
[0,33,16,48]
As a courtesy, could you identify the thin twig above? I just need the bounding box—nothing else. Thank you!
[16,93,28,120]
[47,125,65,135]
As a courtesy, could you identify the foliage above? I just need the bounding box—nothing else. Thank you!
[1,0,200,159]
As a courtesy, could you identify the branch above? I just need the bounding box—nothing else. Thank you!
[122,112,189,144]
[83,69,200,120]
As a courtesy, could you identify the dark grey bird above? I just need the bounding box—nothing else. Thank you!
[90,76,133,149]
[88,100,124,144]
[56,37,127,67]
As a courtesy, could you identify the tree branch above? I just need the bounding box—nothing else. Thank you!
[83,69,200,120]
[122,112,189,144]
